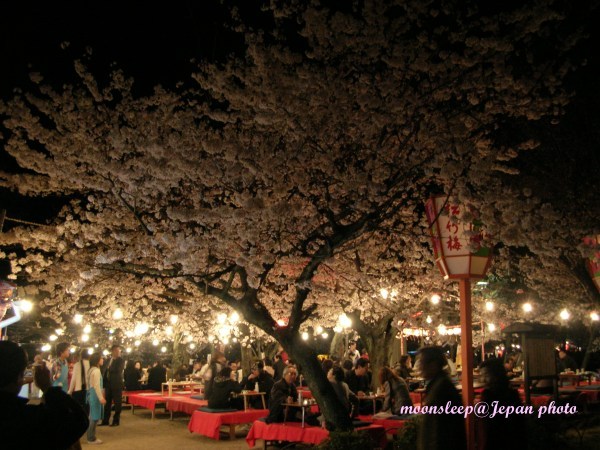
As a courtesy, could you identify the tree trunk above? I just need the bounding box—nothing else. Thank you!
[347,312,395,390]
[240,344,254,376]
[330,332,345,360]
[280,334,353,431]
[581,325,596,370]
[171,331,187,373]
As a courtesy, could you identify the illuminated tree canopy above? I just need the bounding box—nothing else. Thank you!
[0,0,597,429]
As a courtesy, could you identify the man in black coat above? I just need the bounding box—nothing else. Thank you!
[266,365,299,423]
[242,362,274,408]
[101,344,125,426]
[416,346,466,450]
[147,360,167,391]
[0,340,89,450]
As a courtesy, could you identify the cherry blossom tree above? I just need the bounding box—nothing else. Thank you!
[0,0,591,429]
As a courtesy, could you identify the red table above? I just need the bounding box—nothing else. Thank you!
[358,415,407,434]
[166,396,208,417]
[245,420,387,448]
[188,409,269,440]
[128,392,188,419]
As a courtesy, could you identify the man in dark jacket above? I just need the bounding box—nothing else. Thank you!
[266,365,299,423]
[416,346,466,450]
[101,344,125,426]
[242,362,274,408]
[207,366,243,409]
[0,340,89,450]
[147,360,167,391]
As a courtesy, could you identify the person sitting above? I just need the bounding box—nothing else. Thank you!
[328,366,358,418]
[207,366,243,410]
[242,362,274,408]
[266,365,299,423]
[379,366,412,416]
[175,363,189,381]
[0,340,89,449]
[478,358,527,450]
[345,358,373,414]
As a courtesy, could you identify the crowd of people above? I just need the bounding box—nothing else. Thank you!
[0,336,587,450]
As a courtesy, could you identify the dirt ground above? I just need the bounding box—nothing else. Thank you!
[79,408,256,450]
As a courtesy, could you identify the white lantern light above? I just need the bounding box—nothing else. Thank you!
[87,348,94,355]
[113,308,123,320]
[437,324,447,335]
[126,347,132,353]
[170,315,178,325]
[152,339,159,346]
[522,303,533,313]
[339,313,352,329]
[83,324,91,334]
[49,334,58,341]
[73,314,83,324]
[41,344,51,352]
[102,349,109,356]
[426,316,432,324]
[380,288,389,300]
[230,312,239,324]
[70,347,76,354]
[161,346,167,353]
[315,326,323,334]
[301,332,309,341]
[488,323,496,332]
[485,301,495,312]
[321,332,329,339]
[217,313,227,324]
[560,309,570,321]
[134,340,141,347]
[430,294,441,305]
[81,334,90,343]
[591,312,600,321]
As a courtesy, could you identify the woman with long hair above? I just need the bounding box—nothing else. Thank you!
[86,353,106,445]
[379,366,412,415]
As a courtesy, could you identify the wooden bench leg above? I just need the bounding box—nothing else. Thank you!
[230,424,236,440]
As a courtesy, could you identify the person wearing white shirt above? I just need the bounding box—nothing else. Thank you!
[69,351,90,412]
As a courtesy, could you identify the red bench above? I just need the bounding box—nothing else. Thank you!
[245,420,387,449]
[188,409,269,440]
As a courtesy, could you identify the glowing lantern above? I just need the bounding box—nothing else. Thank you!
[425,196,492,279]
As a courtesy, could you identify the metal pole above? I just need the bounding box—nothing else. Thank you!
[459,279,475,450]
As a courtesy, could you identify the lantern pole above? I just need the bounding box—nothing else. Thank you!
[459,279,475,450]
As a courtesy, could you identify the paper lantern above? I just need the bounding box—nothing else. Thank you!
[425,196,492,279]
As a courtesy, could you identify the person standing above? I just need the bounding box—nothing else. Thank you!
[101,344,124,426]
[344,340,360,365]
[415,346,466,450]
[52,342,71,393]
[68,349,90,413]
[86,353,106,445]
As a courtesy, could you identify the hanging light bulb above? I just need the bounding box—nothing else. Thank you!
[83,324,91,334]
[430,294,441,305]
[485,301,495,312]
[301,332,309,341]
[170,315,178,325]
[113,308,123,320]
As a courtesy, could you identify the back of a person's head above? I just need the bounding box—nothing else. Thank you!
[0,341,28,389]
[400,355,411,366]
[379,366,397,384]
[331,366,345,382]
[219,366,232,378]
[321,359,334,373]
[355,357,369,369]
[417,346,447,370]
[342,359,354,371]
[480,358,509,388]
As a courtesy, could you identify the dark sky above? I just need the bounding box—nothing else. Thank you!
[0,1,237,98]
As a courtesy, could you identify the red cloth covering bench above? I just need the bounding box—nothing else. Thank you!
[166,396,208,416]
[357,415,407,435]
[128,392,189,418]
[188,409,269,440]
[245,420,387,448]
